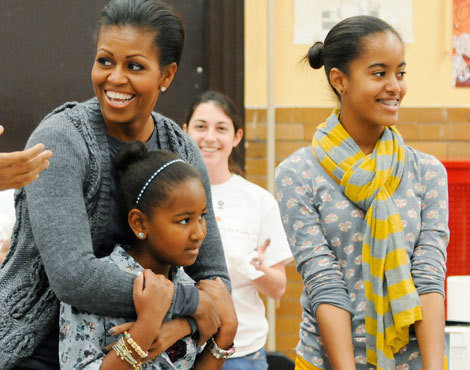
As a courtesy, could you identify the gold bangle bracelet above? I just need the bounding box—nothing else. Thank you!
[124,331,149,359]
[112,336,142,369]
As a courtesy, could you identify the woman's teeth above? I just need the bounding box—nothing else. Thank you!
[105,91,134,101]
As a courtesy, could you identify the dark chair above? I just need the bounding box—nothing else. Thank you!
[266,351,295,370]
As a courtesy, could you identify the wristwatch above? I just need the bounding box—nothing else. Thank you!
[207,337,235,359]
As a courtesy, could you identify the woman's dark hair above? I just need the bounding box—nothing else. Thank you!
[185,90,245,177]
[97,0,185,67]
[305,15,402,98]
[115,142,203,222]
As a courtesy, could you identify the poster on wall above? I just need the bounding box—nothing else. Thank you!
[293,0,414,45]
[453,0,470,87]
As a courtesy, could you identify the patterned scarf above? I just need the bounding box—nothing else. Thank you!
[311,110,422,369]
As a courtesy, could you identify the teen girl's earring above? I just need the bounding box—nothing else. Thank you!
[138,232,145,239]
[160,86,167,92]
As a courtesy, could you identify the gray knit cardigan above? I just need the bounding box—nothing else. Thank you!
[0,98,230,368]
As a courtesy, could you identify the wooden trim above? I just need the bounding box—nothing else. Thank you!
[205,0,245,171]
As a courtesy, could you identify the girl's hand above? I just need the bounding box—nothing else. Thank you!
[133,270,174,334]
[197,278,238,338]
[250,238,270,271]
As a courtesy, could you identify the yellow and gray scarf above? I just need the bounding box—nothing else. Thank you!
[312,110,422,369]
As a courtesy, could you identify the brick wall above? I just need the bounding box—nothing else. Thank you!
[245,107,470,361]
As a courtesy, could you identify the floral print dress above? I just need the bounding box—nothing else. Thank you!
[59,246,200,369]
[275,146,449,370]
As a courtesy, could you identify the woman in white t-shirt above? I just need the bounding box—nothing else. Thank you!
[184,91,292,370]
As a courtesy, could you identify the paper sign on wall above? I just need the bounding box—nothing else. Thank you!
[294,0,414,45]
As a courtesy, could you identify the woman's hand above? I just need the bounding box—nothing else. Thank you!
[192,288,221,345]
[197,278,238,341]
[134,269,174,334]
[0,125,53,190]
[250,238,270,270]
[194,278,237,370]
[249,238,288,300]
[109,318,192,360]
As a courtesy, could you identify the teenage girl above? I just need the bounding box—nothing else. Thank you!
[59,142,237,370]
[275,16,448,370]
[184,91,292,370]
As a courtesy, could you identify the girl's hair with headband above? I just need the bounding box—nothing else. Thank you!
[114,142,202,219]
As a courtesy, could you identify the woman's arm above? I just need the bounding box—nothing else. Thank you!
[184,139,231,290]
[251,197,292,299]
[194,278,238,370]
[251,258,287,299]
[25,116,136,316]
[414,293,445,370]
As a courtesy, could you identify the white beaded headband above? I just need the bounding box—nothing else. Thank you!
[135,159,185,207]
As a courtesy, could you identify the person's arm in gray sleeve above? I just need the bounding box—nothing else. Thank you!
[411,158,449,297]
[183,139,231,292]
[26,117,136,317]
[275,156,353,316]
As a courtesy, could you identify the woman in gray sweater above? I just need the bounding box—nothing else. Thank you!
[0,1,230,369]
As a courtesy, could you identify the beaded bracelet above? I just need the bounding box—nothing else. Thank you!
[124,331,149,359]
[112,336,142,370]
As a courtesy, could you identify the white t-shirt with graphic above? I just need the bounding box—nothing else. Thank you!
[211,174,292,357]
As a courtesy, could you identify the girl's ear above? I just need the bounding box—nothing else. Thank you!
[329,67,348,97]
[232,128,243,148]
[182,123,188,133]
[128,209,148,239]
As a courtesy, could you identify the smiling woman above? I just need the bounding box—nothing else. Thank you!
[0,1,232,369]
[184,91,292,370]
[276,16,449,370]
[92,26,176,140]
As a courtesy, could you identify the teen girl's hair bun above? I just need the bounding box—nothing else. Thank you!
[307,41,324,69]
[114,141,148,173]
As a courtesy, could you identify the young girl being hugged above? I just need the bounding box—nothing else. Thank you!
[59,142,237,370]
[184,91,292,370]
[275,16,448,370]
